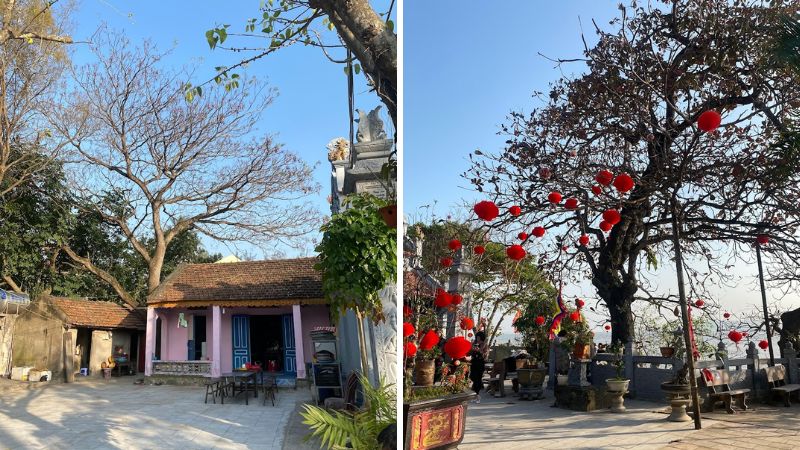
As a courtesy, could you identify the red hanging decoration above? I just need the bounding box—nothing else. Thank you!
[420,330,440,350]
[474,200,499,221]
[532,226,546,237]
[509,205,522,216]
[579,234,590,246]
[604,324,611,331]
[403,322,415,338]
[403,306,413,317]
[460,317,475,330]
[451,293,463,305]
[404,342,417,358]
[474,245,485,255]
[564,198,579,210]
[697,110,722,132]
[569,311,581,322]
[596,170,614,186]
[603,209,621,225]
[694,299,704,308]
[434,289,452,308]
[535,315,545,326]
[613,173,635,193]
[444,336,472,359]
[599,220,612,232]
[448,239,462,250]
[723,312,731,319]
[757,234,769,245]
[591,185,602,196]
[548,191,563,204]
[506,244,526,261]
[742,332,748,337]
[518,232,529,240]
[440,257,453,268]
[576,299,585,309]
[728,330,743,344]
[468,332,474,338]
[759,340,769,350]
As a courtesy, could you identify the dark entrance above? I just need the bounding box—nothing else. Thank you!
[155,317,162,360]
[249,315,284,371]
[192,315,206,360]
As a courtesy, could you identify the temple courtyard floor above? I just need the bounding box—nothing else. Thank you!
[0,377,316,450]
[461,390,800,449]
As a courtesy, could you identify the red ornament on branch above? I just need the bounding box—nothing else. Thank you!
[757,234,769,245]
[403,306,413,317]
[474,200,499,221]
[518,232,529,240]
[460,317,474,330]
[697,110,722,132]
[599,221,612,232]
[404,342,417,358]
[604,324,611,331]
[728,330,743,344]
[694,299,704,308]
[602,209,621,225]
[532,226,546,238]
[591,185,602,196]
[403,322,415,338]
[448,239,462,250]
[440,257,453,268]
[506,244,526,261]
[579,234,590,246]
[444,336,472,360]
[451,293,463,305]
[509,205,522,216]
[576,299,585,309]
[434,289,452,308]
[474,245,485,255]
[759,340,769,350]
[596,170,614,186]
[613,173,634,193]
[538,167,552,179]
[548,191,563,204]
[569,311,581,322]
[420,330,440,350]
[564,198,579,210]
[723,312,731,319]
[535,315,545,326]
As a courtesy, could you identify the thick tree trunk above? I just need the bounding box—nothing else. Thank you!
[60,245,138,308]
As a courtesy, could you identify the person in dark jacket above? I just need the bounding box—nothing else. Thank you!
[468,331,489,403]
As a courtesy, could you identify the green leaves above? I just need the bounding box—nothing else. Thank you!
[205,25,229,50]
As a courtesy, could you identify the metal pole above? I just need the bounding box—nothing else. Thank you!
[670,200,702,430]
[755,242,775,366]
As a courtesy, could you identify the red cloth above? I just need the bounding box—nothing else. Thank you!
[687,306,700,360]
[701,368,714,382]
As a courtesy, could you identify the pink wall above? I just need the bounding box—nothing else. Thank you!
[219,307,291,372]
[301,305,333,362]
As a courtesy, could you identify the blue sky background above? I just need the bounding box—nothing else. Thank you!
[69,0,394,258]
[404,1,796,355]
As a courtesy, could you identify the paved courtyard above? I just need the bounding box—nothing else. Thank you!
[0,378,308,450]
[461,390,800,449]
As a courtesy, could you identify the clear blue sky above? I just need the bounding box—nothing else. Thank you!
[69,0,394,258]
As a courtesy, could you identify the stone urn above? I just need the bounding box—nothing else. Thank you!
[606,379,630,413]
[661,382,692,422]
[414,359,436,386]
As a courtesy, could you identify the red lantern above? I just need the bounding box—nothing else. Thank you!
[451,293,463,305]
[403,322,415,338]
[448,239,462,250]
[596,170,614,186]
[728,330,743,344]
[474,200,499,221]
[444,336,472,359]
[564,198,579,210]
[579,234,590,246]
[697,110,722,132]
[576,299,585,309]
[460,317,474,330]
[548,191,563,204]
[507,244,526,261]
[440,257,453,268]
[535,315,545,326]
[723,312,731,319]
[599,221,612,232]
[591,185,602,196]
[420,330,440,350]
[694,299,704,308]
[474,245,485,255]
[604,324,611,331]
[434,289,452,308]
[742,332,748,337]
[403,306,413,317]
[404,342,417,358]
[532,226,546,238]
[613,173,634,193]
[518,232,529,240]
[759,340,769,350]
[603,209,621,225]
[468,332,474,338]
[757,234,769,245]
[570,311,581,322]
[509,205,522,216]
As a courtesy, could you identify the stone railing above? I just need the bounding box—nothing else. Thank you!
[152,360,212,376]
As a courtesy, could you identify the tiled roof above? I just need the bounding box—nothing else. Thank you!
[50,297,145,330]
[148,257,324,306]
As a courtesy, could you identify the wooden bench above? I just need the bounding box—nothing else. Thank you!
[204,380,225,404]
[485,362,507,397]
[763,364,800,407]
[699,368,749,414]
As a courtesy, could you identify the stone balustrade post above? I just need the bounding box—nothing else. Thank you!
[624,341,635,395]
[785,342,798,384]
[746,341,761,398]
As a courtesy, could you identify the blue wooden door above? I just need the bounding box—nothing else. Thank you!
[232,315,250,369]
[282,314,296,374]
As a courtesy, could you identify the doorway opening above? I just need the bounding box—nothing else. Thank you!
[249,315,284,371]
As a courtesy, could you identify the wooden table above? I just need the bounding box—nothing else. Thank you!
[222,371,258,405]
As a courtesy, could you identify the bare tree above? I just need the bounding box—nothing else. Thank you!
[50,34,319,307]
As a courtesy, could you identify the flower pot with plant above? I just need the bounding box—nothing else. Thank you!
[605,343,630,412]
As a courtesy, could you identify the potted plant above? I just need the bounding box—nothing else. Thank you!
[660,329,682,358]
[606,343,630,394]
[558,312,595,360]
